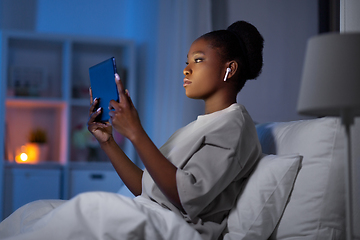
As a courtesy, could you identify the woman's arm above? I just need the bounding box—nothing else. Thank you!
[87,89,143,196]
[108,74,183,211]
[99,137,143,196]
[131,127,183,211]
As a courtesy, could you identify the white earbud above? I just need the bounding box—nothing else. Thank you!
[224,68,231,81]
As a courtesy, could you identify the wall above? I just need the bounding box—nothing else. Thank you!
[340,0,360,32]
[213,0,318,123]
[0,0,37,30]
[35,0,159,137]
[151,0,212,147]
[2,0,319,135]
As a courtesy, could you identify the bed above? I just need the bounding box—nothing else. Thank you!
[0,117,357,240]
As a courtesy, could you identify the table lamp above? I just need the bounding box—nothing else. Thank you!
[297,33,360,240]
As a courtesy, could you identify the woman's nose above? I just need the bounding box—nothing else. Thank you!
[183,65,191,76]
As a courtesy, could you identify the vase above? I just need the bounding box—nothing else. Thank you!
[26,143,49,163]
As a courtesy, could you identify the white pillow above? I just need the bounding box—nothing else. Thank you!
[257,117,346,239]
[224,154,302,240]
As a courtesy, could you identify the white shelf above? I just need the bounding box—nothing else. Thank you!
[6,97,66,108]
[4,161,63,169]
[0,30,137,219]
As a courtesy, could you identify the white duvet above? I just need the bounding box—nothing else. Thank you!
[0,191,203,240]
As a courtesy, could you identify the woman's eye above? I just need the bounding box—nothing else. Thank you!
[185,58,203,65]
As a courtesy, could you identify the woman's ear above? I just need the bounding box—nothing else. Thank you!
[226,61,238,80]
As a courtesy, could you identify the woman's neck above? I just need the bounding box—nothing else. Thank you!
[202,85,238,114]
[204,98,237,114]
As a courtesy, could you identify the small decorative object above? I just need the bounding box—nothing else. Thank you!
[29,128,47,144]
[15,145,32,164]
[9,66,47,97]
[26,128,49,162]
[72,123,100,161]
[72,123,125,162]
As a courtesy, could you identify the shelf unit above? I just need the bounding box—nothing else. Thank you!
[0,31,137,219]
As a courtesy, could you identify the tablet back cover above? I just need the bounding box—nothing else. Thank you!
[89,57,119,122]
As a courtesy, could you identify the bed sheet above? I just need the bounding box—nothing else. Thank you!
[0,191,202,240]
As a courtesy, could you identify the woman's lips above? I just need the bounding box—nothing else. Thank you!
[183,78,192,87]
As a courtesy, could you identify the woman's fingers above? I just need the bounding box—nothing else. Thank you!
[108,99,119,112]
[115,73,128,105]
[89,87,102,116]
[88,108,110,129]
[89,87,93,105]
[109,73,132,112]
[87,87,113,143]
[125,89,134,108]
[89,106,101,122]
[89,97,99,115]
[107,89,134,119]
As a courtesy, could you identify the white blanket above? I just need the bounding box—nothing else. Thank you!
[0,192,203,240]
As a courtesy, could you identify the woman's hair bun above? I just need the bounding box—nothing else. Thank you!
[227,21,264,80]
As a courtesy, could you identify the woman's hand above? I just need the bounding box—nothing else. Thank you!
[108,73,143,142]
[105,74,182,209]
[87,84,143,197]
[87,88,113,143]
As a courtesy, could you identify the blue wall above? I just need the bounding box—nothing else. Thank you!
[36,0,159,138]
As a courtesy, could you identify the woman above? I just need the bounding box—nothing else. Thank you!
[0,20,264,240]
[88,20,264,239]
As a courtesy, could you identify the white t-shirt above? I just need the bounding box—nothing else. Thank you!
[141,103,262,240]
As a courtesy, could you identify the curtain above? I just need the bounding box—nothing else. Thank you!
[152,0,212,147]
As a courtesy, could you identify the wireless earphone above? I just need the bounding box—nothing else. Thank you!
[224,67,231,81]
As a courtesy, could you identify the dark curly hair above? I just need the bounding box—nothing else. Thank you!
[201,21,264,92]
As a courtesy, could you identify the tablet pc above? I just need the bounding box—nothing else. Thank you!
[89,57,119,122]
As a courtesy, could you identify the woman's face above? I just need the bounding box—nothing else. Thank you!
[183,37,226,100]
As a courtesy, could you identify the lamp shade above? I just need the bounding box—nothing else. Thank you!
[297,33,360,116]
